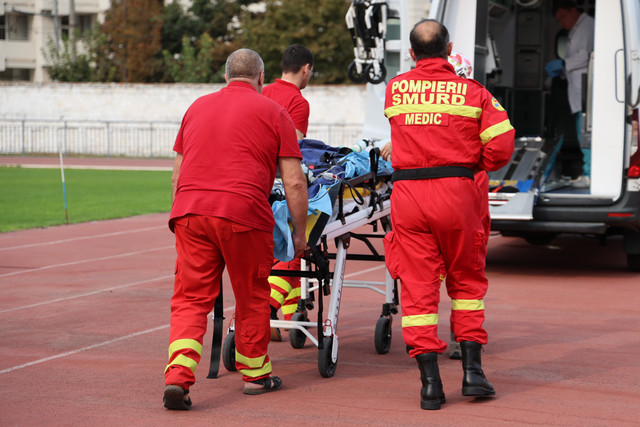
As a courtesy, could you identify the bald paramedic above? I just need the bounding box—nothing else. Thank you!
[383,19,514,410]
[163,48,308,410]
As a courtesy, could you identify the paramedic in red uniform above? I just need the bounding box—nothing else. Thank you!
[262,44,314,340]
[163,48,308,410]
[383,20,514,410]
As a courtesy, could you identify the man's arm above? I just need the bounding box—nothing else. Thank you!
[171,153,183,202]
[278,156,309,257]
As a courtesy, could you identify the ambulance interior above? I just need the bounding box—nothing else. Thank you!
[375,0,636,221]
[484,0,598,192]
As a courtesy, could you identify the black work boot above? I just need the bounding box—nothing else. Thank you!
[416,353,446,410]
[460,341,495,396]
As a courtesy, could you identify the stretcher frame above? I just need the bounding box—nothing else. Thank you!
[215,154,398,379]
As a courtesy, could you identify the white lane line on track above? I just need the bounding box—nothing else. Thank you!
[0,275,174,314]
[0,245,174,279]
[344,264,385,278]
[0,325,169,375]
[0,305,237,375]
[17,164,173,171]
[0,225,167,252]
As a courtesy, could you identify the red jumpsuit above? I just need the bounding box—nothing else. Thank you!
[166,81,301,389]
[384,58,514,356]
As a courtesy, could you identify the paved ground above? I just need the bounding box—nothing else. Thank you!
[1,156,639,426]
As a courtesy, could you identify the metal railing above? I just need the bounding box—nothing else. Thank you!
[0,119,364,158]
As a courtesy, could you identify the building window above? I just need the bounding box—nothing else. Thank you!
[1,13,29,41]
[61,14,95,37]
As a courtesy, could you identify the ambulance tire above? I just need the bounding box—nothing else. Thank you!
[289,312,307,349]
[627,254,640,272]
[222,332,237,372]
[365,63,386,85]
[318,337,337,378]
[347,61,366,83]
[374,316,392,354]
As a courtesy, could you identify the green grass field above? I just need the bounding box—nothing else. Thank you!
[0,167,172,232]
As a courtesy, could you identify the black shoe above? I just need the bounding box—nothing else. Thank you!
[460,341,495,396]
[416,353,446,410]
[163,385,192,410]
[243,376,283,395]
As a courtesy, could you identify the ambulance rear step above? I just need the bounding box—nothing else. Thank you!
[488,137,550,221]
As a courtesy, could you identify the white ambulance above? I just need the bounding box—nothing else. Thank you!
[358,0,640,271]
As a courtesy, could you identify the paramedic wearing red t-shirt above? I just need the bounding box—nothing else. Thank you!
[163,49,308,410]
[262,44,314,338]
[262,44,313,140]
[383,20,514,410]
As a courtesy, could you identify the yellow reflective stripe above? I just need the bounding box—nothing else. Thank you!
[452,299,485,310]
[281,304,298,315]
[235,351,266,368]
[270,288,285,305]
[268,276,292,293]
[285,287,301,300]
[239,361,273,378]
[402,314,438,327]
[164,354,198,374]
[385,103,482,119]
[480,119,514,144]
[168,338,202,359]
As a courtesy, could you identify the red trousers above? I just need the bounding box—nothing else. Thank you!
[386,178,489,357]
[269,258,302,320]
[165,215,274,389]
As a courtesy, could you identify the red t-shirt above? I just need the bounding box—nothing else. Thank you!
[262,79,310,136]
[170,81,301,232]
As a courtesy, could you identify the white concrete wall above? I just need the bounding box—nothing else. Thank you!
[0,82,367,125]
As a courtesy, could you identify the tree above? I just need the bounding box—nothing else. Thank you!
[163,33,238,83]
[100,0,165,82]
[239,0,354,84]
[43,27,118,82]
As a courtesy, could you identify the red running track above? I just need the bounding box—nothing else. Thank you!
[1,156,639,425]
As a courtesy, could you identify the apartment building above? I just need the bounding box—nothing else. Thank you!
[0,0,110,82]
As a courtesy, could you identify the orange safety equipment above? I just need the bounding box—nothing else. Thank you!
[269,258,302,320]
[165,215,275,389]
[384,57,514,357]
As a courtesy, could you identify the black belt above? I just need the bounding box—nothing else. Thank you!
[392,166,475,183]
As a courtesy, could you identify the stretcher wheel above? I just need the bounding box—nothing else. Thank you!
[365,63,386,85]
[288,312,307,349]
[347,61,366,83]
[374,316,392,354]
[318,337,337,378]
[222,332,237,372]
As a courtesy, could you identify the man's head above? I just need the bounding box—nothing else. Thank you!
[409,19,452,62]
[554,0,582,31]
[225,48,265,91]
[281,44,314,89]
[282,44,314,73]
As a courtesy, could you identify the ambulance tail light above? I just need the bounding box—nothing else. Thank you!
[630,109,640,178]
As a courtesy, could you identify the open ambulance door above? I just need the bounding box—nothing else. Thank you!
[431,0,541,220]
[623,0,640,110]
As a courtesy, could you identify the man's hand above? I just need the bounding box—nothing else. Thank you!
[279,156,309,258]
[381,142,393,161]
[292,230,308,258]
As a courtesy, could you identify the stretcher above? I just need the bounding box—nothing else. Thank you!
[209,140,397,379]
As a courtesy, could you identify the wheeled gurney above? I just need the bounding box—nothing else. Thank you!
[211,139,398,379]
